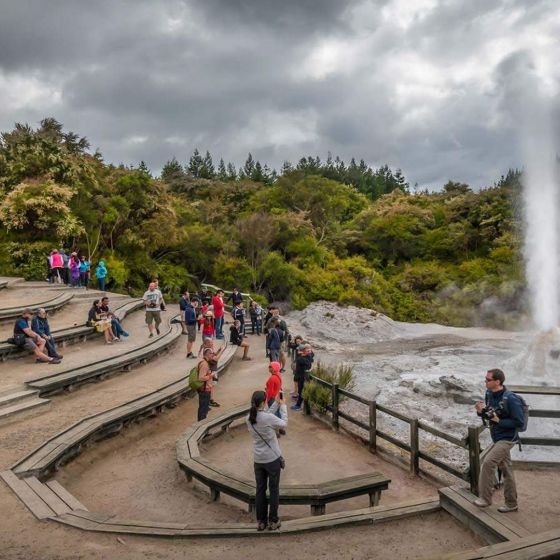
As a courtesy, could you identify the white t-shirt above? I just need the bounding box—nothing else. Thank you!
[143,289,163,311]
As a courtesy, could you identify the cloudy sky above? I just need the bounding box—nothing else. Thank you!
[0,0,559,188]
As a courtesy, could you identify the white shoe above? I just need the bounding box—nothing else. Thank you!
[474,498,490,508]
[497,505,518,513]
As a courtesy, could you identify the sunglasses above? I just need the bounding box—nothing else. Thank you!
[485,377,495,382]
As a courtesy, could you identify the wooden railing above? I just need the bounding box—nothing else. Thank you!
[306,374,483,494]
[510,385,560,448]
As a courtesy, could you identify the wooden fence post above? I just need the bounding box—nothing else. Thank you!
[331,383,339,431]
[468,426,481,495]
[410,419,419,475]
[369,401,377,453]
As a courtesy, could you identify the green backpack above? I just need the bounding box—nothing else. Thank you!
[188,362,205,392]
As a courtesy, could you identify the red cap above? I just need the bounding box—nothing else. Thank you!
[269,361,281,374]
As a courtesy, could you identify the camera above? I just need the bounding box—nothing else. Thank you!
[481,406,501,425]
[148,301,157,308]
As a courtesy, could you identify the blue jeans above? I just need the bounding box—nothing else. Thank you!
[198,391,211,421]
[214,316,224,339]
[111,318,126,338]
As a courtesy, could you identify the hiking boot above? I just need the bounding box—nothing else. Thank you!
[474,498,490,508]
[209,400,221,408]
[497,505,518,513]
[257,522,267,532]
[268,520,281,531]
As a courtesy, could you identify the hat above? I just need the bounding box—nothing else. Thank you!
[269,361,281,374]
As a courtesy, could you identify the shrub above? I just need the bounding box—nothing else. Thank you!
[302,361,355,413]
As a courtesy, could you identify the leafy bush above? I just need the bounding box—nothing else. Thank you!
[302,361,355,413]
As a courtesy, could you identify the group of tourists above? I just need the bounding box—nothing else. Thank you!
[87,296,130,344]
[46,249,107,290]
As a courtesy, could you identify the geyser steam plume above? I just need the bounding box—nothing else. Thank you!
[518,58,559,331]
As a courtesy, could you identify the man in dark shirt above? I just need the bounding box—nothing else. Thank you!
[100,297,129,340]
[229,320,251,360]
[474,368,524,512]
[12,309,60,364]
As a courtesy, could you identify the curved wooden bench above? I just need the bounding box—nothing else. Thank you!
[11,343,237,479]
[0,280,8,290]
[24,315,183,396]
[177,407,391,515]
[0,291,73,322]
[0,299,143,361]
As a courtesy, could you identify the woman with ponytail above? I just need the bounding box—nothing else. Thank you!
[246,389,287,531]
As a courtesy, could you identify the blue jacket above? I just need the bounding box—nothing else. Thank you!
[184,301,197,325]
[483,387,525,443]
[266,327,281,351]
[31,316,51,337]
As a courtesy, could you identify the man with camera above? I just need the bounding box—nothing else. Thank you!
[143,281,165,338]
[474,368,525,512]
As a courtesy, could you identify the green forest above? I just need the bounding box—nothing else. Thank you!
[0,119,525,328]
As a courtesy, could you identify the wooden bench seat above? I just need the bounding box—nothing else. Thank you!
[0,299,143,361]
[0,291,73,322]
[177,405,391,516]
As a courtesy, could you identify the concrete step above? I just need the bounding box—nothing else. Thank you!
[0,396,51,424]
[0,389,40,407]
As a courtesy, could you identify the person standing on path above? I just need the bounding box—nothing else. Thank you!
[474,368,524,512]
[185,299,198,358]
[179,289,191,335]
[197,347,215,421]
[212,289,225,339]
[79,255,91,288]
[291,343,314,412]
[246,390,288,531]
[50,249,64,283]
[69,253,81,288]
[143,281,165,338]
[95,260,108,291]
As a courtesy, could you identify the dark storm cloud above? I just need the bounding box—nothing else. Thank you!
[0,0,558,188]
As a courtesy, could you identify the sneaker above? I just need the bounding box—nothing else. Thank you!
[257,522,267,532]
[290,405,302,411]
[149,333,154,338]
[48,358,61,365]
[156,327,160,335]
[268,520,281,531]
[122,332,129,337]
[114,337,121,342]
[186,352,195,359]
[209,400,221,408]
[474,498,490,508]
[497,505,518,513]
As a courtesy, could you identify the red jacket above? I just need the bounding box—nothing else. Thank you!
[265,372,282,402]
[212,295,224,318]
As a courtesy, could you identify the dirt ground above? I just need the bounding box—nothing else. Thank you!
[0,283,558,559]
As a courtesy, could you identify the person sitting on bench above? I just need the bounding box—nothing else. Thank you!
[31,308,63,360]
[10,309,61,364]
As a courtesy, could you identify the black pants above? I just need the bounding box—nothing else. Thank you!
[197,391,211,421]
[296,377,305,407]
[254,458,282,524]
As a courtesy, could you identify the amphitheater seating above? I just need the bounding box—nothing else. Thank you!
[0,291,73,322]
[0,299,143,361]
[177,406,391,515]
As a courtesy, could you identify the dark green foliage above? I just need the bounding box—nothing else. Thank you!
[0,120,527,327]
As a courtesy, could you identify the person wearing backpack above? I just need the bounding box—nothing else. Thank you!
[474,368,526,513]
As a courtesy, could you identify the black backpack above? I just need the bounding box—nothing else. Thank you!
[486,390,529,433]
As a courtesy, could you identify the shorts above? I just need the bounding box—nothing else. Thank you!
[269,349,280,362]
[145,311,162,326]
[186,324,197,343]
[23,337,37,351]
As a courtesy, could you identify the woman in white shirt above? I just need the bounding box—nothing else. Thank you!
[246,389,288,531]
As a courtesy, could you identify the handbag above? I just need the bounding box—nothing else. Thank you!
[251,423,285,469]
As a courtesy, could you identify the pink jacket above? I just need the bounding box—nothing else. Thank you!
[51,253,63,268]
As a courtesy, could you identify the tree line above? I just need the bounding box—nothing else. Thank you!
[0,119,525,328]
